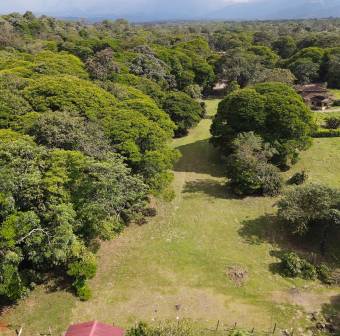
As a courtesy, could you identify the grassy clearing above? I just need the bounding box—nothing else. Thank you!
[1,99,340,335]
[330,89,340,100]
[314,111,340,127]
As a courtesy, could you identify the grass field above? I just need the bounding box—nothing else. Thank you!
[330,89,340,100]
[314,111,340,127]
[1,100,340,335]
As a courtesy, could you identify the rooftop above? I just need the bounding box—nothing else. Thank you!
[65,321,125,336]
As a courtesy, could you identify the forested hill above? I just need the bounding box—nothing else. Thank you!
[0,12,340,305]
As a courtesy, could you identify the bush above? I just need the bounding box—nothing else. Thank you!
[226,132,282,196]
[288,171,308,185]
[313,128,340,138]
[325,117,340,129]
[277,184,340,236]
[317,264,332,284]
[279,252,317,280]
[127,320,197,336]
[73,279,92,301]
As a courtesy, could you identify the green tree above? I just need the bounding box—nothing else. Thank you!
[211,83,316,166]
[278,184,340,255]
[0,130,148,301]
[272,36,297,59]
[162,92,203,137]
[226,132,282,196]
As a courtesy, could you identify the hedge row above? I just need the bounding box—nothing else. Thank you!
[313,128,340,138]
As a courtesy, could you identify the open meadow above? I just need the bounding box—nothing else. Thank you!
[1,100,340,335]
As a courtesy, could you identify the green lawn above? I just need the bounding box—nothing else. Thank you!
[314,110,340,127]
[1,99,340,335]
[330,89,340,100]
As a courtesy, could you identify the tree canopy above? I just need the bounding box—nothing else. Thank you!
[211,82,316,166]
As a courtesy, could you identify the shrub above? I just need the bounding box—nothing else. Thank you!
[73,279,92,301]
[277,184,340,236]
[279,252,317,280]
[313,128,340,138]
[317,264,332,284]
[325,117,340,129]
[226,132,282,196]
[127,320,197,336]
[288,171,308,185]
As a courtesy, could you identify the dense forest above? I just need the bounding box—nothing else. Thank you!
[0,12,340,306]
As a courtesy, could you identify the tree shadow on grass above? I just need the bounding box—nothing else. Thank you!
[239,213,340,278]
[174,139,225,178]
[183,179,241,199]
[238,214,285,246]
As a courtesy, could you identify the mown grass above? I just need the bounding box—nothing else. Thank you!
[1,99,340,335]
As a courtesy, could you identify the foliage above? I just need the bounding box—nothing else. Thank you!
[278,252,318,280]
[184,84,202,99]
[277,184,340,255]
[127,321,197,336]
[211,82,316,166]
[115,73,165,106]
[321,48,340,88]
[272,36,297,59]
[24,110,112,158]
[226,132,282,196]
[86,48,120,80]
[250,68,296,85]
[129,47,176,90]
[325,117,340,130]
[288,171,308,185]
[23,75,117,119]
[285,47,325,84]
[162,92,203,137]
[0,130,148,301]
[0,86,33,129]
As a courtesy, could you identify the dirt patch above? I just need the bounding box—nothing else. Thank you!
[272,288,339,313]
[227,265,248,287]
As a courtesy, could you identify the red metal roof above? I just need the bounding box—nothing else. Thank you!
[65,321,125,336]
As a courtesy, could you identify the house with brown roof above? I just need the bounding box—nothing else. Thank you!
[295,83,333,111]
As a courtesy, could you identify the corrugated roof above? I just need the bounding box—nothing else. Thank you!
[65,321,125,336]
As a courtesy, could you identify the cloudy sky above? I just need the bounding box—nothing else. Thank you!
[0,0,335,21]
[0,0,253,16]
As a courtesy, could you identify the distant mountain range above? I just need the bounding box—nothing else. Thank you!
[35,0,340,22]
[206,0,340,20]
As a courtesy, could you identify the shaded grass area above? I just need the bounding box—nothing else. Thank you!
[2,100,340,335]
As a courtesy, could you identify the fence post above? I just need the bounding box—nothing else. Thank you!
[272,323,277,334]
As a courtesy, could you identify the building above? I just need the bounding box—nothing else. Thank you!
[295,83,333,111]
[65,321,125,336]
[212,80,228,96]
